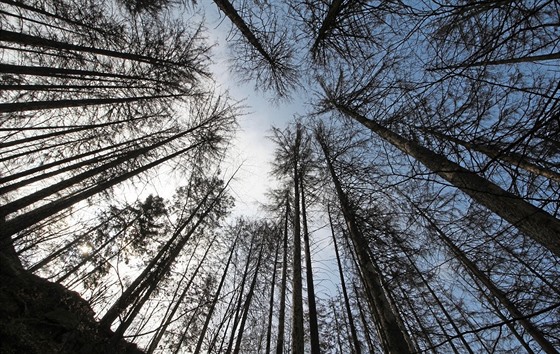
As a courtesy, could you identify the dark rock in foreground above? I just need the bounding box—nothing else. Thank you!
[0,252,144,354]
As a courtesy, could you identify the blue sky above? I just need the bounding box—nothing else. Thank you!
[203,3,310,218]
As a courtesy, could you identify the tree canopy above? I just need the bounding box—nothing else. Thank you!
[1,0,559,353]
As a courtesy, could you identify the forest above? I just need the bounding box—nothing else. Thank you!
[0,0,559,353]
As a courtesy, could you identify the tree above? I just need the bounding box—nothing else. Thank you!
[276,193,290,354]
[270,123,324,353]
[99,172,234,335]
[328,206,361,354]
[315,124,416,354]
[3,0,560,352]
[211,0,298,98]
[318,80,560,258]
[410,199,558,354]
[192,225,241,354]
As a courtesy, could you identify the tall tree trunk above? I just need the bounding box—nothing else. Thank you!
[413,205,559,354]
[225,237,256,354]
[353,283,377,353]
[316,130,415,354]
[99,176,229,330]
[0,93,181,113]
[473,279,537,354]
[206,284,239,354]
[193,232,241,354]
[291,130,305,354]
[0,83,151,92]
[419,288,462,354]
[265,238,280,354]
[332,301,346,353]
[0,134,94,164]
[0,63,173,85]
[114,232,218,343]
[0,128,188,217]
[328,207,361,354]
[0,138,202,240]
[435,52,560,70]
[395,283,438,353]
[0,142,201,258]
[0,133,157,194]
[276,195,290,354]
[422,128,560,183]
[401,250,475,353]
[311,0,344,58]
[56,215,140,283]
[0,29,187,67]
[211,0,273,64]
[330,101,560,257]
[146,236,203,354]
[172,300,205,354]
[493,237,560,296]
[300,178,321,354]
[233,242,265,354]
[27,210,124,272]
[0,0,114,36]
[1,123,104,149]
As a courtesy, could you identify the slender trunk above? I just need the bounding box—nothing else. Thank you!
[406,252,474,353]
[212,0,273,64]
[454,301,493,352]
[353,284,377,353]
[0,29,186,67]
[420,289,462,354]
[0,143,200,257]
[423,128,560,183]
[0,133,157,193]
[0,84,150,91]
[436,52,560,70]
[265,238,280,354]
[64,260,108,289]
[1,146,121,196]
[0,114,149,149]
[56,216,140,283]
[329,207,361,354]
[316,131,415,354]
[218,306,237,353]
[99,176,228,330]
[0,125,98,149]
[0,93,181,113]
[0,63,173,85]
[0,135,93,164]
[493,237,560,296]
[113,232,218,342]
[332,302,346,353]
[172,302,205,354]
[300,178,321,354]
[473,279,537,354]
[291,134,305,354]
[396,283,438,353]
[193,232,241,354]
[311,0,344,58]
[0,129,192,218]
[206,286,238,354]
[225,238,256,354]
[233,243,265,354]
[146,236,203,354]
[332,102,560,257]
[0,0,116,36]
[276,195,290,354]
[413,204,558,354]
[27,209,125,271]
